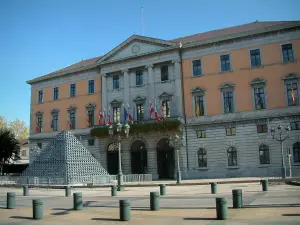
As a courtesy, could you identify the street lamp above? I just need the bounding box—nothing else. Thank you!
[107,122,130,191]
[168,133,185,184]
[270,125,290,179]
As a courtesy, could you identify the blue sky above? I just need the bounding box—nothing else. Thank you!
[0,0,299,126]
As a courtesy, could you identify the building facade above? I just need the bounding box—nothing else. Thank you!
[27,21,300,179]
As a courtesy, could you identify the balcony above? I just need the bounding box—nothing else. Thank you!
[90,117,181,138]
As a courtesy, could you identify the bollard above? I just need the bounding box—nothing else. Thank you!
[65,186,71,197]
[119,200,131,221]
[261,179,268,191]
[33,199,43,220]
[211,182,217,194]
[216,197,228,220]
[7,192,16,209]
[159,184,166,196]
[150,192,160,211]
[23,185,29,196]
[232,189,243,208]
[111,186,117,196]
[73,192,83,210]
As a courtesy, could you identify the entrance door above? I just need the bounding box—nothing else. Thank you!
[131,140,147,174]
[107,143,119,175]
[157,138,175,179]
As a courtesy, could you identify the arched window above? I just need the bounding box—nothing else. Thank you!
[259,145,270,164]
[293,142,300,163]
[198,148,207,167]
[227,147,237,166]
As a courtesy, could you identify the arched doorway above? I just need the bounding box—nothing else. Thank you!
[131,140,147,174]
[107,142,119,175]
[157,138,174,179]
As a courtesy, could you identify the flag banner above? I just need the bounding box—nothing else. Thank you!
[154,99,161,122]
[150,100,155,119]
[68,117,72,130]
[51,119,54,128]
[87,116,90,127]
[291,87,295,105]
[108,106,111,125]
[127,102,133,122]
[132,102,136,121]
[124,105,128,122]
[35,123,39,133]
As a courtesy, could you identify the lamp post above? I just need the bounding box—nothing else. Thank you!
[168,134,185,184]
[270,125,290,179]
[108,122,130,191]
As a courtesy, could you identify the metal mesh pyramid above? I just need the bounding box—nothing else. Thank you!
[20,131,109,185]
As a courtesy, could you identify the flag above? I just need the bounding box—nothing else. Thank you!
[108,106,111,124]
[196,102,200,117]
[51,119,54,128]
[160,103,164,119]
[87,116,90,127]
[35,122,39,133]
[150,101,155,119]
[124,106,128,121]
[154,100,162,122]
[127,102,133,122]
[291,87,295,105]
[132,102,136,121]
[68,117,72,129]
[98,109,103,125]
[102,107,106,125]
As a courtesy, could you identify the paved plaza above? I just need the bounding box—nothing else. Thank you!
[0,182,299,225]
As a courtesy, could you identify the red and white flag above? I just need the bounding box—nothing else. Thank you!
[150,101,155,119]
[68,117,73,129]
[127,103,133,122]
[154,100,162,122]
[98,109,103,125]
[35,123,39,133]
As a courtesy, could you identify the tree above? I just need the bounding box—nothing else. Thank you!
[8,119,29,140]
[0,128,21,175]
[0,116,7,130]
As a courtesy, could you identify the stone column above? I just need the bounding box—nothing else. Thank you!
[101,75,108,111]
[122,69,130,105]
[146,64,155,101]
[172,60,183,117]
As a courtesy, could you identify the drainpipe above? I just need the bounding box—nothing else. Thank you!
[178,43,189,176]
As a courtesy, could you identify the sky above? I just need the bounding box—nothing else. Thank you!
[0,0,299,126]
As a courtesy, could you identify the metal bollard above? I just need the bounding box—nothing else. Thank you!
[7,192,16,209]
[159,184,166,196]
[211,182,217,194]
[65,186,71,197]
[216,197,228,220]
[23,185,29,196]
[232,189,243,208]
[119,200,131,221]
[261,179,268,191]
[150,192,160,211]
[33,199,43,220]
[73,193,83,210]
[111,186,117,196]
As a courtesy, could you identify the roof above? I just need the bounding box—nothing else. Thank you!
[27,21,300,84]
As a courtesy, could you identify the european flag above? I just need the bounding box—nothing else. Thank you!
[124,108,128,122]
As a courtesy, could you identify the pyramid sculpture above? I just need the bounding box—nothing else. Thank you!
[20,131,109,185]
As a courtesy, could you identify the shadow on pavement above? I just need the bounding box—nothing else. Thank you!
[131,206,215,210]
[245,204,300,208]
[282,214,300,216]
[183,218,215,221]
[91,218,120,221]
[10,216,32,220]
[51,211,70,215]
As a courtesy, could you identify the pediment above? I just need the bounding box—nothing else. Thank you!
[99,35,176,62]
[110,99,122,107]
[133,96,146,104]
[191,87,206,93]
[220,82,235,89]
[158,92,173,100]
[250,78,266,86]
[282,73,299,81]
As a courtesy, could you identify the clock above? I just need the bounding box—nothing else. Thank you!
[131,44,140,54]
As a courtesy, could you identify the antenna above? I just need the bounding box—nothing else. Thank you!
[141,7,144,36]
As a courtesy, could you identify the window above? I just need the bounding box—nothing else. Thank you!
[220,54,231,72]
[136,70,143,86]
[226,127,236,136]
[196,130,206,138]
[227,147,237,166]
[88,139,95,146]
[51,114,58,131]
[286,82,299,106]
[37,117,43,133]
[136,104,144,121]
[37,143,42,149]
[198,148,207,167]
[88,80,94,94]
[53,87,59,100]
[259,145,270,164]
[250,49,261,67]
[113,75,119,89]
[38,90,43,103]
[21,150,26,157]
[70,84,76,97]
[223,91,234,113]
[257,124,268,133]
[162,100,171,118]
[254,87,266,110]
[113,107,120,122]
[290,121,300,130]
[282,44,294,62]
[192,60,202,76]
[161,65,169,81]
[69,111,76,129]
[195,96,205,116]
[87,110,94,127]
[293,142,300,163]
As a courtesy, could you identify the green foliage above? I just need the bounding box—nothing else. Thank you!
[90,120,181,138]
[0,116,29,140]
[0,128,21,175]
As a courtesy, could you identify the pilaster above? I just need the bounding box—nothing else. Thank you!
[172,60,183,117]
[146,64,155,101]
[101,75,108,111]
[122,69,130,105]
